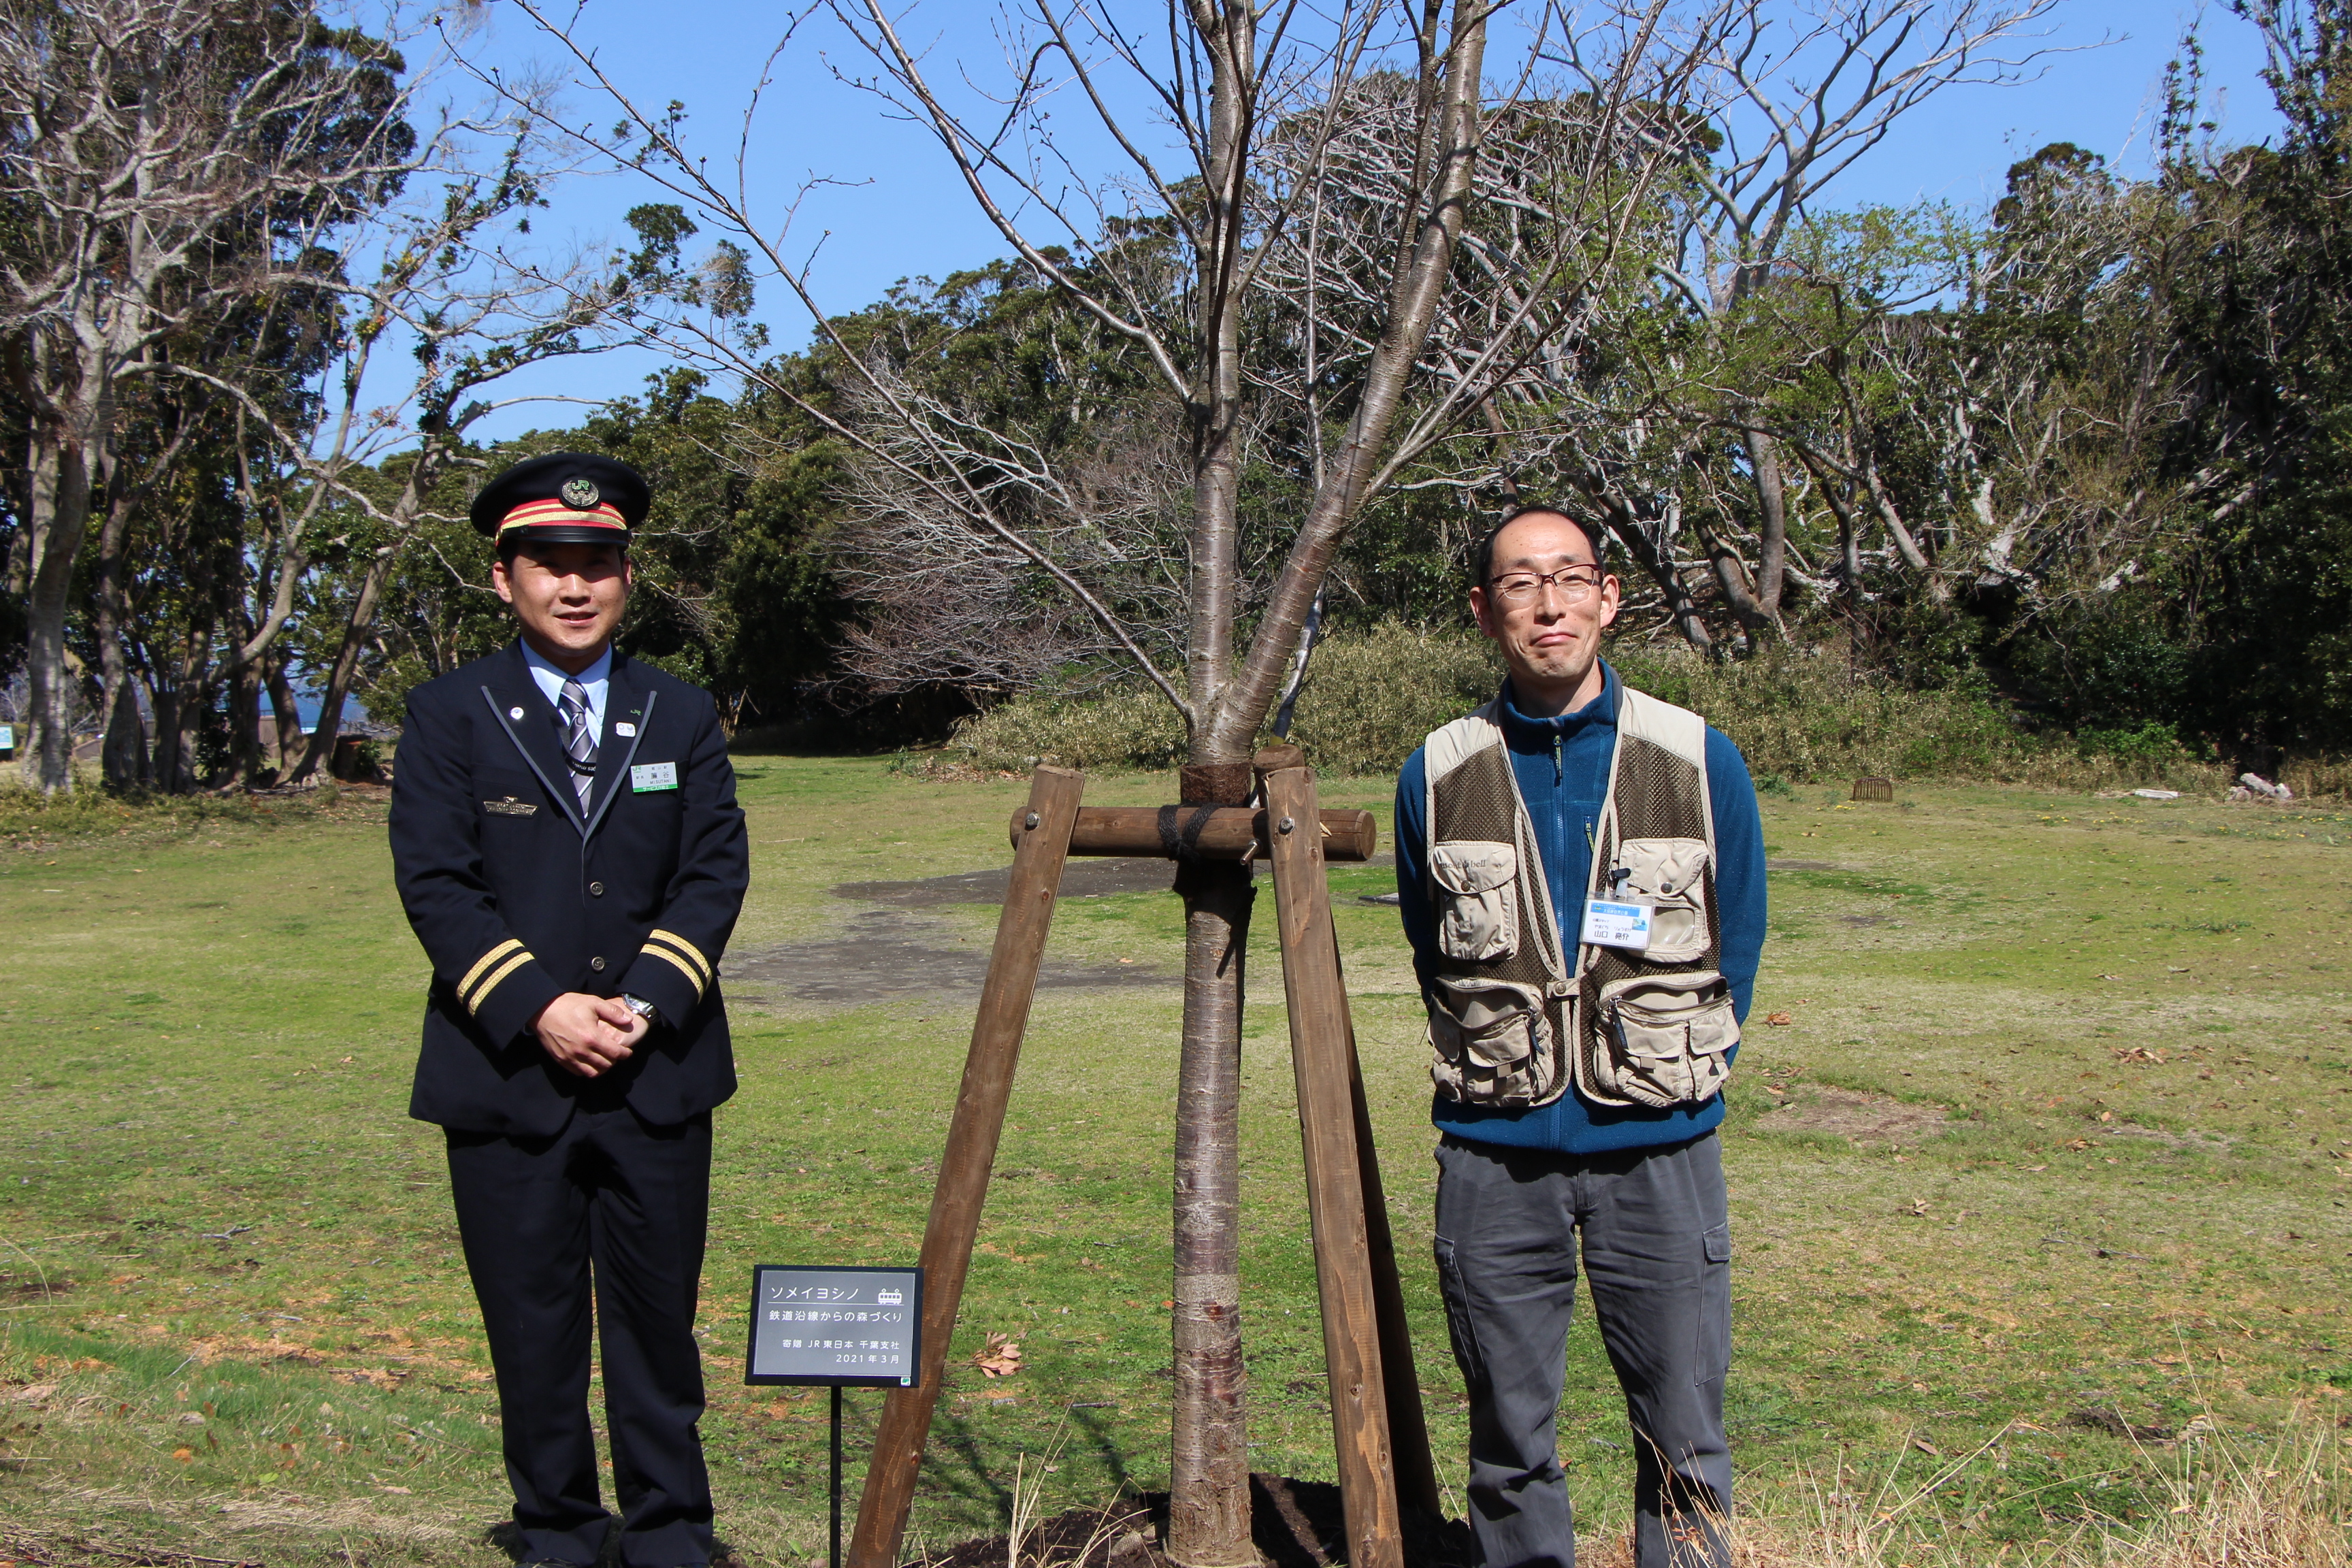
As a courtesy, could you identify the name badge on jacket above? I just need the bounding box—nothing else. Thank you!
[1580,898,1652,951]
[631,761,680,793]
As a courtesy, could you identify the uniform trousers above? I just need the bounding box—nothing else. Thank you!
[446,1101,715,1568]
[1433,1131,1732,1568]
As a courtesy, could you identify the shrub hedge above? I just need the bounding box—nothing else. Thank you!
[947,624,2278,792]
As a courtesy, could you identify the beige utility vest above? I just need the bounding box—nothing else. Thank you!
[1419,685,1739,1109]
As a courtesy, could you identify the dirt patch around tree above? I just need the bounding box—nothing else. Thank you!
[728,907,1172,1004]
[730,861,1205,1004]
[1752,1085,1951,1146]
[907,1475,1471,1568]
[834,859,1183,909]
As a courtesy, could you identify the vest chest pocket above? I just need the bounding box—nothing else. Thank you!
[1430,840,1520,961]
[1426,974,1563,1107]
[1609,836,1712,962]
[1595,970,1737,1108]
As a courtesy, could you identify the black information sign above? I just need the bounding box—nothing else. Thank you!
[743,1264,923,1388]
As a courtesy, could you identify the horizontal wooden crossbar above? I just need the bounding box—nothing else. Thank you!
[1004,804,1377,863]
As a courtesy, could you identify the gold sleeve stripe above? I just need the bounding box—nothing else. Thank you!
[459,938,525,1001]
[466,951,536,1015]
[640,944,706,999]
[647,929,711,983]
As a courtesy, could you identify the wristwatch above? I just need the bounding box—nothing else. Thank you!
[621,994,661,1026]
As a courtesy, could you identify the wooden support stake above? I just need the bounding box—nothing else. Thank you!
[1262,766,1405,1568]
[1251,744,1436,1512]
[848,766,1085,1568]
[1337,944,1443,1517]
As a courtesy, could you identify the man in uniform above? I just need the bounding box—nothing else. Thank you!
[1393,506,1766,1568]
[390,453,750,1568]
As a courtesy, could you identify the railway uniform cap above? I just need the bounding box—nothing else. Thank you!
[470,453,651,547]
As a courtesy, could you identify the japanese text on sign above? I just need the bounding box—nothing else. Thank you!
[744,1265,923,1387]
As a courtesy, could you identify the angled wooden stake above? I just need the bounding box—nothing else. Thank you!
[1263,764,1405,1568]
[1334,924,1443,1517]
[847,766,1084,1568]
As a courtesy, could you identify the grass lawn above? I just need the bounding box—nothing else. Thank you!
[1,761,2348,1565]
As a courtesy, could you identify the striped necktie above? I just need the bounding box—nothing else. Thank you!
[557,678,598,810]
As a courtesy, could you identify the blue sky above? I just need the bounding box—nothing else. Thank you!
[445,0,2285,443]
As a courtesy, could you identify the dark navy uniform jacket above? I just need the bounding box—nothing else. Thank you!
[389,640,750,1137]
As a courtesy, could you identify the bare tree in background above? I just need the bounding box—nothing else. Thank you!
[184,141,684,787]
[485,0,1734,1556]
[0,0,425,792]
[1539,0,2071,646]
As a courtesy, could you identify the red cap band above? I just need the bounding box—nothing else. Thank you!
[497,497,628,534]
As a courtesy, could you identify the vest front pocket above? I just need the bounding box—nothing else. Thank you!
[1595,970,1736,1107]
[1609,836,1712,962]
[1426,973,1560,1107]
[1430,840,1521,962]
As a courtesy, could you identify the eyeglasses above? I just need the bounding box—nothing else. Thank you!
[1486,565,1605,606]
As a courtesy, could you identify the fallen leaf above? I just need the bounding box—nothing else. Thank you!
[1912,1437,1940,1456]
[2063,1138,2091,1152]
[970,1332,1023,1379]
[2025,1164,2049,1172]
[1764,1085,1787,1097]
[1764,1011,1794,1026]
[1906,1199,1929,1217]
[380,1484,412,1494]
[172,1447,194,1463]
[2099,1110,2113,1123]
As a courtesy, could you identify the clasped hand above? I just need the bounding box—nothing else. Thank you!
[532,992,649,1078]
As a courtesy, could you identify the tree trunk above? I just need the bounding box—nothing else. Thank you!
[265,652,302,772]
[94,484,141,793]
[1166,765,1257,1568]
[288,541,398,784]
[1270,587,1325,740]
[157,621,212,794]
[18,419,96,794]
[1741,426,1790,633]
[222,649,263,791]
[149,676,188,795]
[101,681,147,792]
[1168,3,1260,1558]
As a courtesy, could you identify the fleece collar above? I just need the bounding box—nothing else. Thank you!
[1496,659,1620,748]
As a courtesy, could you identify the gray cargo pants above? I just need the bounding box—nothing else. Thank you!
[1433,1131,1732,1568]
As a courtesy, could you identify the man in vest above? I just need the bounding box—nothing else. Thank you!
[390,453,749,1568]
[1394,506,1766,1568]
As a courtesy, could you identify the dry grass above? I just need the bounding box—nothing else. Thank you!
[1574,1414,2350,1568]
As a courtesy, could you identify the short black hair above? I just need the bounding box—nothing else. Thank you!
[1473,504,1607,586]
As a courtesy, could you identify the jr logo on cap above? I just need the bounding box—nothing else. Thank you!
[560,477,601,509]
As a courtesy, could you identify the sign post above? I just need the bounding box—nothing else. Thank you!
[745,1264,924,1568]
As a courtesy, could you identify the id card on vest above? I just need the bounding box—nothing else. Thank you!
[1580,898,1652,950]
